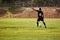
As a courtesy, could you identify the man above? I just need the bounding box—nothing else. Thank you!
[32,8,46,28]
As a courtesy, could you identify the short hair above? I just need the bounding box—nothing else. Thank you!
[39,8,41,10]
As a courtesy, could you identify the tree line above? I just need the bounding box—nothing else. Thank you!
[0,0,60,7]
[0,0,60,14]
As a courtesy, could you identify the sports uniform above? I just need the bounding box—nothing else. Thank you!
[32,8,47,28]
[37,10,44,21]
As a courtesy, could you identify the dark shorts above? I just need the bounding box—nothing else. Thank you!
[37,17,44,21]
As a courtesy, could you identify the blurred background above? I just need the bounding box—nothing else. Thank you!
[0,0,60,18]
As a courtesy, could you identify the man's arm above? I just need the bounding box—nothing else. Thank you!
[42,12,44,18]
[43,14,44,18]
[32,8,38,11]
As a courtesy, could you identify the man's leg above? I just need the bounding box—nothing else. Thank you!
[42,21,47,28]
[37,21,39,27]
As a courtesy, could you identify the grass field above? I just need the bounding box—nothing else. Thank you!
[0,18,60,40]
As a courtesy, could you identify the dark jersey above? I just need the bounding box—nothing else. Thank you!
[37,10,43,17]
[37,10,44,21]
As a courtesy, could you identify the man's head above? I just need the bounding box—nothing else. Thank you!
[39,8,41,11]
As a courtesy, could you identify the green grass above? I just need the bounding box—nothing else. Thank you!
[0,18,60,40]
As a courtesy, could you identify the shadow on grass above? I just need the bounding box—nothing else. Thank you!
[0,27,60,30]
[0,27,17,29]
[0,27,28,29]
[48,27,59,29]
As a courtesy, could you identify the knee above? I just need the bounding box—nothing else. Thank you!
[37,21,39,23]
[43,21,45,23]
